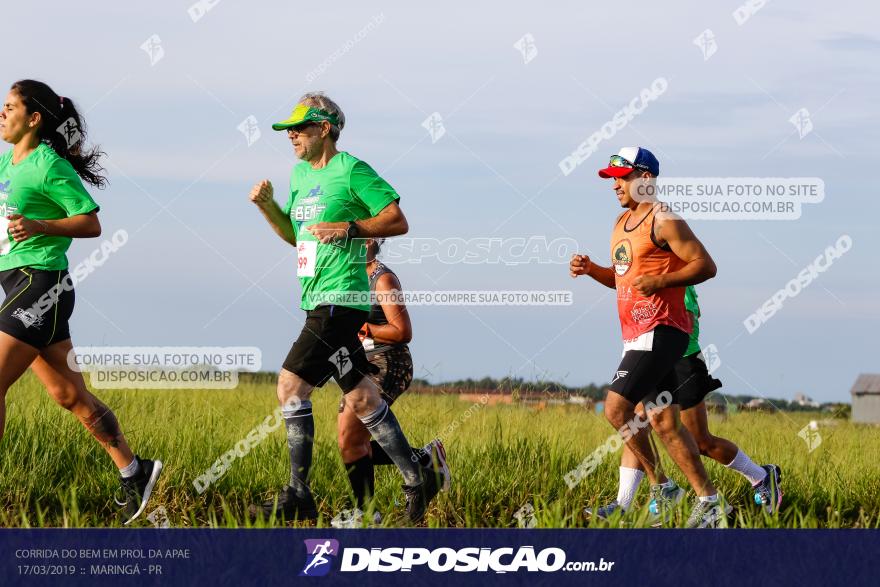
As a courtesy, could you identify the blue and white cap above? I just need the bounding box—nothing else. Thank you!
[598,147,660,178]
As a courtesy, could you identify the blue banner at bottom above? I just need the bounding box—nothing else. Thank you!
[1,529,875,586]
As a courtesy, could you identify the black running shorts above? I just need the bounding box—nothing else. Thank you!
[674,352,723,410]
[608,324,689,405]
[283,305,375,393]
[0,267,74,349]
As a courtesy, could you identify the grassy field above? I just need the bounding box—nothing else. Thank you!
[1,372,878,528]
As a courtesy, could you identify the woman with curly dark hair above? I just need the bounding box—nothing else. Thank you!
[0,80,161,525]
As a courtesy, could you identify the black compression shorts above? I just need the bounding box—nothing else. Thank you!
[0,267,74,349]
[607,324,689,405]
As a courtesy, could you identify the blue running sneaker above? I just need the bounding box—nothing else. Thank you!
[648,482,685,527]
[584,501,622,521]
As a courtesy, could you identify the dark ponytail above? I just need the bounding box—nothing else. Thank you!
[11,79,107,188]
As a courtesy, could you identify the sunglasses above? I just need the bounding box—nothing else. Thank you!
[286,122,318,137]
[608,155,650,172]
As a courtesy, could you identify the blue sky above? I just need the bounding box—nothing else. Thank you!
[5,1,878,402]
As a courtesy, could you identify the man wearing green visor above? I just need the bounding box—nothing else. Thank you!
[248,92,441,524]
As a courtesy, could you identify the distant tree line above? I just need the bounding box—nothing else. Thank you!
[239,372,848,413]
[411,377,848,412]
[410,377,608,400]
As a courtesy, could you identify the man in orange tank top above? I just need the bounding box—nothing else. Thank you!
[570,147,730,528]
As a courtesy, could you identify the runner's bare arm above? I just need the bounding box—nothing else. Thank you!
[306,201,409,243]
[7,211,100,241]
[249,180,296,246]
[642,215,716,292]
[367,272,412,344]
[570,254,616,289]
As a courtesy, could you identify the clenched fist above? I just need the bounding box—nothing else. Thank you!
[7,214,46,242]
[632,274,664,296]
[249,180,274,209]
[570,254,592,278]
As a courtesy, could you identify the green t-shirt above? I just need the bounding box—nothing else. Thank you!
[684,285,701,357]
[283,152,400,311]
[0,144,100,271]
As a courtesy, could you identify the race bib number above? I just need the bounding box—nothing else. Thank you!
[0,217,10,256]
[297,241,317,277]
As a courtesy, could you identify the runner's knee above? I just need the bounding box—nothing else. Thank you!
[46,381,83,411]
[604,393,633,429]
[276,369,311,404]
[346,381,383,416]
[650,413,679,439]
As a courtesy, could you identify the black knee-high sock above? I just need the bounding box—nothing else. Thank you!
[282,401,314,498]
[345,456,375,509]
[370,440,431,468]
[358,401,421,486]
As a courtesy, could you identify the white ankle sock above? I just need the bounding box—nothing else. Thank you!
[616,467,644,511]
[698,494,718,503]
[661,479,677,489]
[724,449,766,485]
[119,457,140,479]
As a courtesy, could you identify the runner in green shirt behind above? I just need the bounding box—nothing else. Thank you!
[248,92,441,524]
[579,283,783,523]
[0,80,162,525]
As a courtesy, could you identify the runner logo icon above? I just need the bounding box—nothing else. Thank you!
[300,539,339,576]
[330,347,352,378]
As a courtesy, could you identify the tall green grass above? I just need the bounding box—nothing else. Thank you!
[1,372,877,528]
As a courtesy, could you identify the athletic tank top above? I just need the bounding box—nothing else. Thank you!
[610,204,692,341]
[367,261,395,326]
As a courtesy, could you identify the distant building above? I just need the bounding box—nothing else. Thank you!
[794,392,820,408]
[743,398,775,412]
[851,374,880,424]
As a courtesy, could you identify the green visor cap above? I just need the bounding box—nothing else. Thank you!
[272,103,339,130]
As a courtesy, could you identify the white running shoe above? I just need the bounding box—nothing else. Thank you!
[330,508,382,528]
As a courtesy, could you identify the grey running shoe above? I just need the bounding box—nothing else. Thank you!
[685,497,732,528]
[753,464,783,514]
